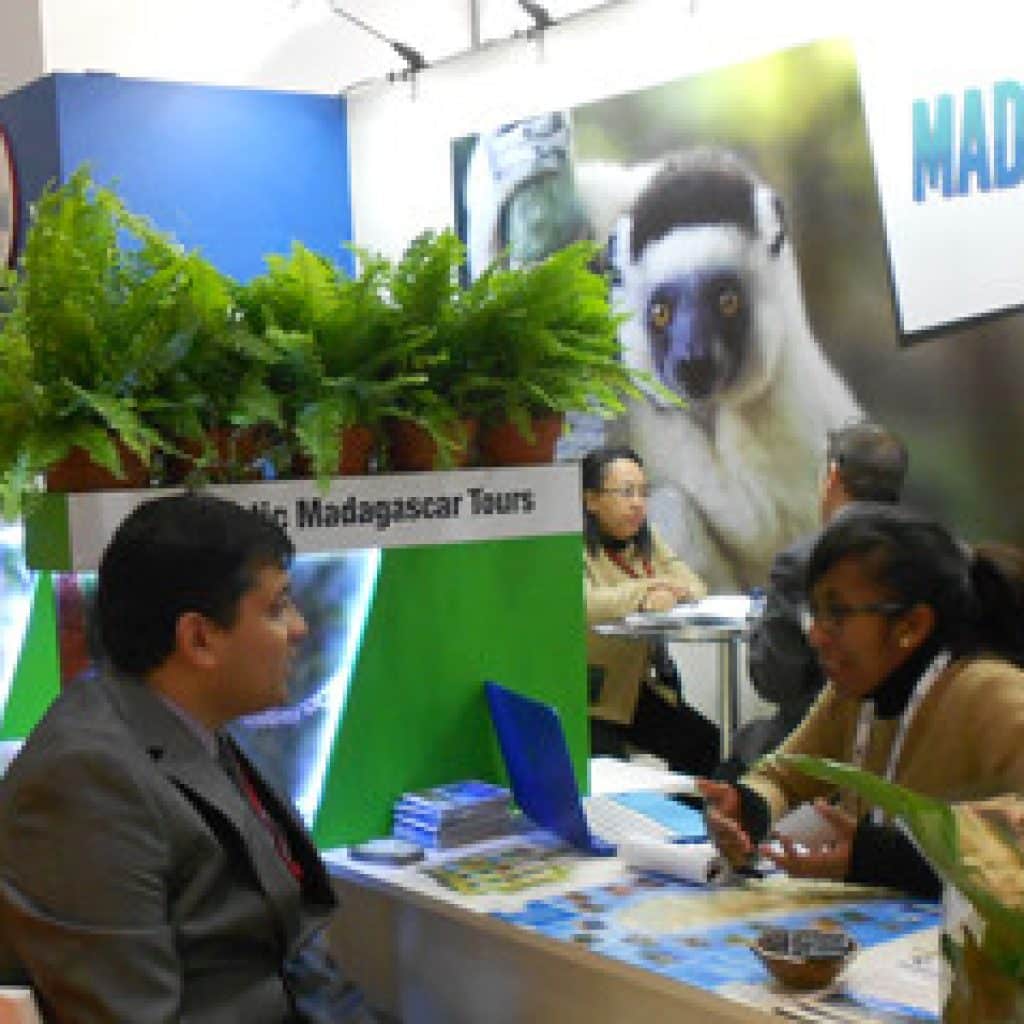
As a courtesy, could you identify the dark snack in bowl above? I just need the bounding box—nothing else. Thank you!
[753,927,856,990]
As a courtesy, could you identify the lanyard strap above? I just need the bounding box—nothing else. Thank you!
[604,546,653,580]
[852,649,951,824]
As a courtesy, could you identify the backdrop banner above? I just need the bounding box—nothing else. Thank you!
[857,22,1024,335]
[453,37,1024,591]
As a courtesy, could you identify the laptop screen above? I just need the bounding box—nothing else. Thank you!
[485,680,609,853]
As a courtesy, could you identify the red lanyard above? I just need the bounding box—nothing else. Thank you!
[604,546,653,579]
[220,738,305,882]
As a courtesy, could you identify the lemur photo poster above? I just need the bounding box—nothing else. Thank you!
[454,37,1024,589]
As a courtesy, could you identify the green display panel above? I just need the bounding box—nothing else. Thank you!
[312,533,586,848]
[10,468,586,850]
[1,572,60,740]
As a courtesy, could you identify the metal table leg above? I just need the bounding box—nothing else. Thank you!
[717,635,741,760]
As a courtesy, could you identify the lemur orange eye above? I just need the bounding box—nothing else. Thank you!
[719,288,741,317]
[649,301,672,330]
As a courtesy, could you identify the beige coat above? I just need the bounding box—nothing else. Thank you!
[743,655,1024,825]
[585,529,706,725]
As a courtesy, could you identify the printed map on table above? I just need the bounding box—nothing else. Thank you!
[423,844,576,895]
[493,873,941,1021]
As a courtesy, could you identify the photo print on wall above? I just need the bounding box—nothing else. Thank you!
[453,37,1024,584]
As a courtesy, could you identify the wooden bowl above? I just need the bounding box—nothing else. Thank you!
[753,927,856,990]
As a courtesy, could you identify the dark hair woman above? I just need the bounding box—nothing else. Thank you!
[582,446,718,775]
[700,504,1024,899]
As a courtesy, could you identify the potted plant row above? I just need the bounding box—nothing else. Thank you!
[0,170,666,519]
[378,228,663,470]
[0,168,283,515]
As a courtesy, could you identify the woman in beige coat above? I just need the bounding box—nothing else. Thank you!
[583,446,718,775]
[700,504,1024,898]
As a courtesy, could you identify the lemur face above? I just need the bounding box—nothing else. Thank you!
[645,268,749,399]
[616,150,786,407]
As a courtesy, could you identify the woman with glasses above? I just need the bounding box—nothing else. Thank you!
[583,446,719,775]
[700,503,1024,898]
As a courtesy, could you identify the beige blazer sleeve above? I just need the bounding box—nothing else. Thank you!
[741,684,861,823]
[585,528,706,725]
[649,529,708,602]
[742,656,1024,828]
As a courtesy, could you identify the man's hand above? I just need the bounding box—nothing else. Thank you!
[760,800,857,881]
[697,778,755,869]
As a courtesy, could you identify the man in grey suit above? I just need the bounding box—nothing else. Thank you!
[728,422,909,770]
[0,493,376,1022]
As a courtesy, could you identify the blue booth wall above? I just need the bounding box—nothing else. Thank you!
[0,72,355,741]
[0,72,352,279]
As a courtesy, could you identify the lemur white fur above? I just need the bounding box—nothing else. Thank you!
[607,154,862,590]
[463,126,861,589]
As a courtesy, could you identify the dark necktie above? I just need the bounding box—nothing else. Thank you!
[218,735,304,883]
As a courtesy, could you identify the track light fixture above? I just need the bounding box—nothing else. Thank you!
[327,3,428,76]
[388,39,428,74]
[517,0,556,31]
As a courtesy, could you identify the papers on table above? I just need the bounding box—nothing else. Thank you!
[625,593,753,628]
[589,756,696,797]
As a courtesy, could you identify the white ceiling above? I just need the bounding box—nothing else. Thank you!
[35,0,620,96]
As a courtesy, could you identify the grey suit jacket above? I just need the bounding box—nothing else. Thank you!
[0,671,370,1023]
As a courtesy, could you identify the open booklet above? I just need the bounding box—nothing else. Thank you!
[625,593,753,628]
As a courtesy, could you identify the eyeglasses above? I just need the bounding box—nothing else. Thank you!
[801,600,907,633]
[601,485,651,499]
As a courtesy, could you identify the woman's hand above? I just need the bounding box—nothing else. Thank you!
[640,582,692,612]
[759,800,857,881]
[697,778,756,869]
[640,586,677,613]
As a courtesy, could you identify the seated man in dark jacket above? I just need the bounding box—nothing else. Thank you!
[730,421,908,770]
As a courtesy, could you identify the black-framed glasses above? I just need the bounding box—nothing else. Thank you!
[601,485,651,499]
[801,600,907,633]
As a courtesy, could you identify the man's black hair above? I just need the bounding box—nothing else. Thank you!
[96,492,295,676]
[827,421,908,503]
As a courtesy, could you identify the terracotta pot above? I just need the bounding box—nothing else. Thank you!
[45,440,150,492]
[386,418,478,471]
[291,425,376,478]
[477,414,564,466]
[165,426,271,484]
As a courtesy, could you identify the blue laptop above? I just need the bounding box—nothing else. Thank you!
[485,680,616,854]
[484,684,706,860]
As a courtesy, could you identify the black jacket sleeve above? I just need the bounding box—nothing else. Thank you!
[747,537,825,725]
[735,783,773,845]
[734,789,941,901]
[847,819,942,901]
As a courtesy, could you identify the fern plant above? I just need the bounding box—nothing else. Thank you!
[453,240,665,438]
[386,232,672,448]
[0,168,275,514]
[384,230,477,464]
[236,242,431,484]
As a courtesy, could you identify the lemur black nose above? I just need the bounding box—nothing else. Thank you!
[673,356,716,399]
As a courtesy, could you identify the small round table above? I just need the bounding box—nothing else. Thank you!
[591,616,750,760]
